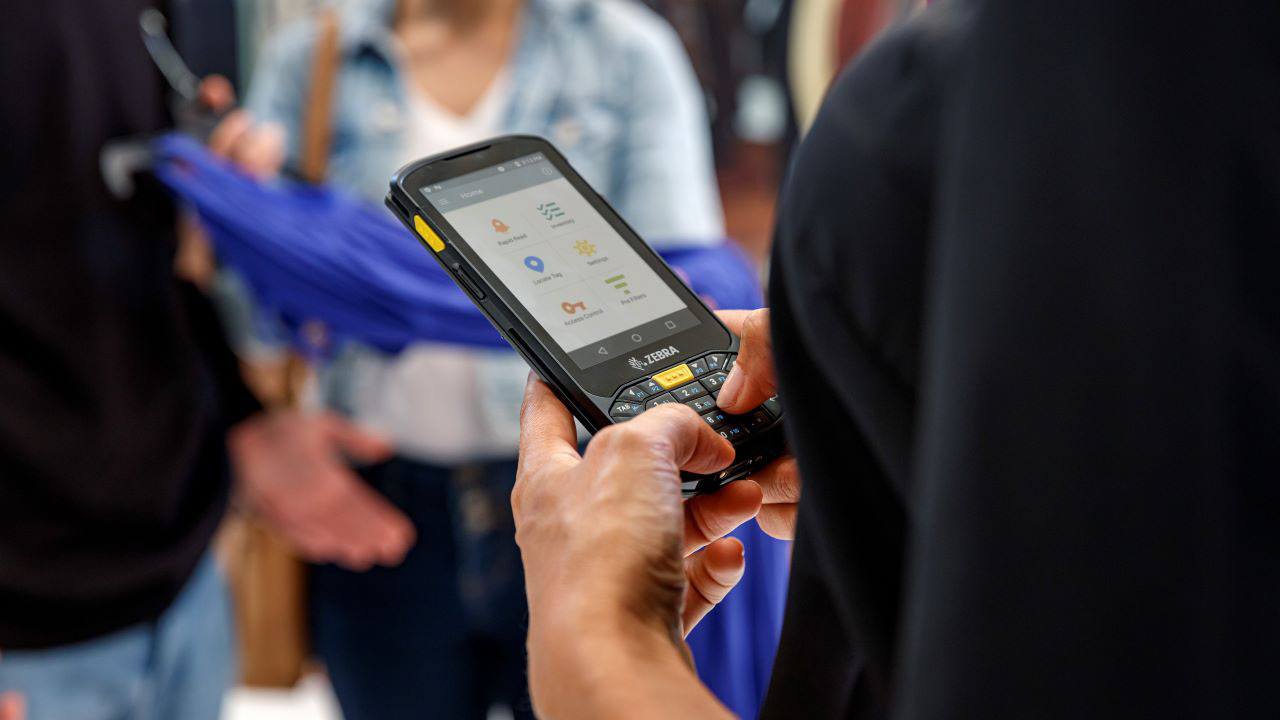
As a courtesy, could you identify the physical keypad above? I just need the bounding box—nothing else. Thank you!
[608,353,781,444]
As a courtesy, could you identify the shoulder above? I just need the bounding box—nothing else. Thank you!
[794,3,973,204]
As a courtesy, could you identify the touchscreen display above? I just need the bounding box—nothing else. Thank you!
[421,153,700,369]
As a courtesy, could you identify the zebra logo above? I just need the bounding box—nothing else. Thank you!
[628,357,646,371]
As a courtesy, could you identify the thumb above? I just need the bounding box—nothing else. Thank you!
[320,414,394,463]
[714,309,775,413]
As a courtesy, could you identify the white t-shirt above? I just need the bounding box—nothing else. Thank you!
[345,68,534,464]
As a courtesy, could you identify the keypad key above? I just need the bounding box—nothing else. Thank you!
[763,395,783,417]
[611,401,643,419]
[741,409,772,431]
[701,371,728,392]
[718,425,747,443]
[688,358,709,376]
[705,353,728,371]
[620,385,650,403]
[701,410,728,429]
[652,363,694,390]
[724,355,735,372]
[645,392,678,410]
[685,396,717,413]
[639,379,664,396]
[672,382,707,402]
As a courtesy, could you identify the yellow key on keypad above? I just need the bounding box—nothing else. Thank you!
[652,363,694,389]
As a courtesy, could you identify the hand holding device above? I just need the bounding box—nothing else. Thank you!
[514,376,752,719]
[713,309,800,538]
[385,135,787,494]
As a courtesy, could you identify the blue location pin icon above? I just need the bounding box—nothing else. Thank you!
[524,255,545,273]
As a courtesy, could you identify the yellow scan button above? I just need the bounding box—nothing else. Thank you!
[652,363,694,389]
[414,215,445,252]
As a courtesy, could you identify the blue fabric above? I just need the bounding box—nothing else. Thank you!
[154,134,788,718]
[155,135,756,355]
[0,553,234,720]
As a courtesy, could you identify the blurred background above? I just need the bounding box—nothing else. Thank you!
[182,0,923,717]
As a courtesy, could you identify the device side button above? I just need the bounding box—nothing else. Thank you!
[450,263,488,301]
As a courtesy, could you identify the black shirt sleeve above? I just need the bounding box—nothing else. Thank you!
[763,1,1280,718]
[762,9,952,714]
[176,276,264,428]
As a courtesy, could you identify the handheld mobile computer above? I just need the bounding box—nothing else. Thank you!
[385,135,784,496]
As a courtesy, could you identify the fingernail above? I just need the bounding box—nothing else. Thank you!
[717,368,743,408]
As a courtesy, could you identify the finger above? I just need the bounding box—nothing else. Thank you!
[518,375,581,470]
[319,414,393,463]
[751,456,801,505]
[198,74,236,112]
[681,537,745,636]
[311,470,416,568]
[232,121,286,177]
[206,109,252,158]
[615,403,735,475]
[756,504,798,540]
[683,479,761,555]
[714,308,775,413]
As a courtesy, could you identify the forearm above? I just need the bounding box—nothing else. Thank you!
[528,601,734,719]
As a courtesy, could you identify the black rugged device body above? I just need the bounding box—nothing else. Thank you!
[385,135,784,495]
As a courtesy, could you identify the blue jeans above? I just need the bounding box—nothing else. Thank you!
[0,553,234,720]
[310,457,533,720]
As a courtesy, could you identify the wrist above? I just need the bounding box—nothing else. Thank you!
[528,594,724,719]
[530,607,685,718]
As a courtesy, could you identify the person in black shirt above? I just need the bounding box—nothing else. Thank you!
[505,0,1280,718]
[0,3,416,718]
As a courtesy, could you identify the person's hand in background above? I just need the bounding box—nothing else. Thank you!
[715,309,800,540]
[199,75,286,178]
[0,692,23,720]
[230,411,416,571]
[514,376,760,719]
[0,652,22,720]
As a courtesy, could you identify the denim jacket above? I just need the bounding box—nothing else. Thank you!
[242,0,725,462]
[246,0,723,242]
